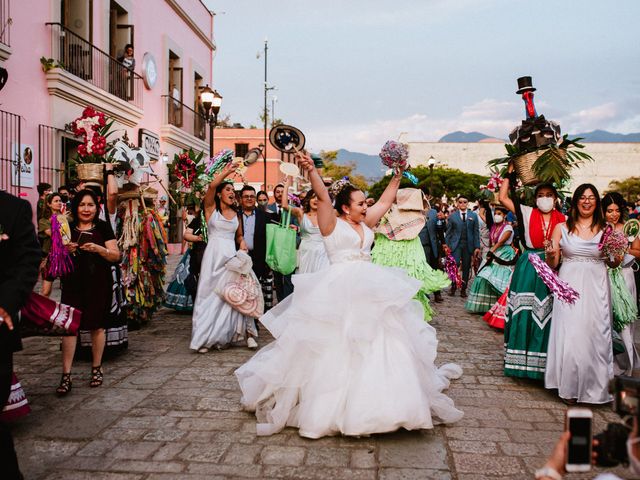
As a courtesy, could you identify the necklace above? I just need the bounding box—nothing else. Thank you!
[576,222,591,231]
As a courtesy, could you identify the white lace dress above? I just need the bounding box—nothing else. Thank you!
[235,218,463,438]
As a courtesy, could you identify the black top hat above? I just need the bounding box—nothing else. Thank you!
[516,76,536,95]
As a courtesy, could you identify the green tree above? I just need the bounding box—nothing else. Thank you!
[319,150,369,191]
[368,166,488,202]
[607,177,640,203]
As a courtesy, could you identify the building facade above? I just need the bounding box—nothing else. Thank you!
[408,141,640,195]
[0,0,216,221]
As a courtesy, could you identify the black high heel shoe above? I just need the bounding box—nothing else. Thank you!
[56,373,72,396]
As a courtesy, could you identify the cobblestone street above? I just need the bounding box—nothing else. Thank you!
[10,255,630,479]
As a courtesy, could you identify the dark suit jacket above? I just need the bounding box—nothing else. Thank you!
[418,208,438,261]
[239,208,275,279]
[0,192,41,353]
[445,209,480,254]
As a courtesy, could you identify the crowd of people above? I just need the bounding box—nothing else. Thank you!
[3,150,640,478]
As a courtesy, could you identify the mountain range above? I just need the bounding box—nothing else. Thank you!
[437,129,640,143]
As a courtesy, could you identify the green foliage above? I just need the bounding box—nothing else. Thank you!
[319,150,369,192]
[488,135,593,187]
[368,166,488,203]
[607,177,640,203]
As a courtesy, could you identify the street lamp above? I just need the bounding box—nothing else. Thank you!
[427,155,436,192]
[200,85,222,157]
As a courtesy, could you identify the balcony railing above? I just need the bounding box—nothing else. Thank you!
[45,22,143,109]
[162,95,208,141]
[0,0,9,46]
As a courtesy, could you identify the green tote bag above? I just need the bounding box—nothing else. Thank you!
[265,208,298,275]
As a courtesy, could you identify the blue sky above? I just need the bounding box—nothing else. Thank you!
[203,0,640,153]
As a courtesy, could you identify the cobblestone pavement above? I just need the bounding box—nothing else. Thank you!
[11,255,630,479]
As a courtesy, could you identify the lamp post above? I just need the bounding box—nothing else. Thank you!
[200,85,222,157]
[427,155,436,193]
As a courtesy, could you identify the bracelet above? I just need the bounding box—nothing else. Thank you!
[534,466,562,480]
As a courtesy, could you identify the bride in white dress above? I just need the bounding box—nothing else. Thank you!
[235,153,464,439]
[190,162,258,352]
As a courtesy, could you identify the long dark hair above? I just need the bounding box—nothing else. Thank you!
[602,192,627,225]
[567,183,604,234]
[302,190,317,213]
[214,181,235,212]
[70,189,101,225]
[333,185,360,215]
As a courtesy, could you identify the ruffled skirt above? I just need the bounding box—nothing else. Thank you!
[235,260,463,439]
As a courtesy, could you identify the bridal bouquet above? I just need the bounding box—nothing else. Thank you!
[599,225,628,260]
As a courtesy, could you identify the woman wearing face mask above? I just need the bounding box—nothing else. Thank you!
[256,191,270,211]
[545,184,619,404]
[465,204,516,314]
[190,162,258,352]
[499,164,566,380]
[601,192,640,375]
[281,177,329,274]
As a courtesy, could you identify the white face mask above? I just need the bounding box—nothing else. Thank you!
[627,438,640,474]
[536,197,555,213]
[494,214,504,223]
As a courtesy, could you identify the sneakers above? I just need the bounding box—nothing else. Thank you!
[247,337,258,349]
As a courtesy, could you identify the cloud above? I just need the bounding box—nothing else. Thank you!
[308,97,640,154]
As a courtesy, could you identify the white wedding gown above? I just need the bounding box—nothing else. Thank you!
[235,218,463,438]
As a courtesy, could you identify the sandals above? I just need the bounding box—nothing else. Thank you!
[90,365,103,388]
[56,373,72,396]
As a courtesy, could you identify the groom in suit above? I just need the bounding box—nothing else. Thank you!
[0,190,41,479]
[445,195,480,297]
[419,195,444,302]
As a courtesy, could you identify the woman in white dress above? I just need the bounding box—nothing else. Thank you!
[545,184,620,404]
[235,153,463,439]
[602,192,640,374]
[281,175,329,274]
[190,162,258,352]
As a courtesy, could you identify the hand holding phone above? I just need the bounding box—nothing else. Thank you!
[77,231,93,246]
[566,408,593,472]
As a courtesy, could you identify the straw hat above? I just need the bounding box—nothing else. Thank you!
[376,188,428,241]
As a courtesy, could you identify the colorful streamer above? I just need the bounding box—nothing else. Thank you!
[527,252,579,304]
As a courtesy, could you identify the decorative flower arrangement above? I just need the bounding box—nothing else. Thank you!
[598,224,628,260]
[169,148,207,208]
[70,107,115,163]
[379,140,419,184]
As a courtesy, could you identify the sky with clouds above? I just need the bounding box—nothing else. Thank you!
[203,0,640,154]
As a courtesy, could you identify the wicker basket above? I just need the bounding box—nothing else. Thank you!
[76,163,104,182]
[513,149,567,186]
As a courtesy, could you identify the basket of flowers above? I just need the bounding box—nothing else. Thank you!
[70,107,115,181]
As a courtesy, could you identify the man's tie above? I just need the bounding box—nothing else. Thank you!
[462,212,466,222]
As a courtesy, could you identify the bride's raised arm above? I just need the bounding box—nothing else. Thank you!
[364,171,403,229]
[297,152,337,237]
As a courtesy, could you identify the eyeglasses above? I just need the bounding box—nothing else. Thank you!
[242,195,256,200]
[458,200,468,204]
[579,196,596,202]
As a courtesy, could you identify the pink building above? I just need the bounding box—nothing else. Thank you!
[0,0,216,225]
[214,127,309,196]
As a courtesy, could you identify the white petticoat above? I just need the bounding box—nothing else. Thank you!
[235,260,464,438]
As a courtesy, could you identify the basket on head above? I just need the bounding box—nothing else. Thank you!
[512,149,567,186]
[76,163,104,182]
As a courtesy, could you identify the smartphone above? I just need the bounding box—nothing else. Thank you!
[77,231,94,246]
[566,408,593,472]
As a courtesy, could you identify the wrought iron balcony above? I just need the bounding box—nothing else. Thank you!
[162,95,208,141]
[0,0,10,47]
[45,22,143,109]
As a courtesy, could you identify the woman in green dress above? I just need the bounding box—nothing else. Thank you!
[499,165,565,379]
[371,188,450,321]
[465,205,516,314]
